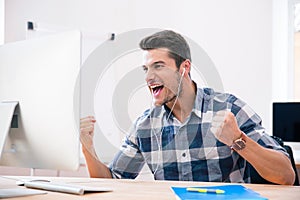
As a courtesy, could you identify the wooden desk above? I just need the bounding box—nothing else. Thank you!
[0,176,299,199]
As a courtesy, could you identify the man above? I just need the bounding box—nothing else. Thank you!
[80,30,295,185]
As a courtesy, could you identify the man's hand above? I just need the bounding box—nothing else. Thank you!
[210,110,242,146]
[80,116,96,150]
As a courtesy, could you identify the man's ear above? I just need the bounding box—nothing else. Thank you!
[181,59,191,75]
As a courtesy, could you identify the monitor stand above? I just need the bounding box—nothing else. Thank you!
[0,101,19,157]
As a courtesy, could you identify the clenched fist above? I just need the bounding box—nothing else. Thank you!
[210,110,242,146]
[80,116,96,150]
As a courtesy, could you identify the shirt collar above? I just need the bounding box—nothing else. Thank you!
[166,82,206,119]
[192,87,204,118]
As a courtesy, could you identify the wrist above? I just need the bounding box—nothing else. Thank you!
[231,131,247,151]
[82,144,95,154]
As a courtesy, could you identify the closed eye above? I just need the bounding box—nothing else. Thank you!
[154,64,164,69]
[142,62,165,73]
[142,65,148,73]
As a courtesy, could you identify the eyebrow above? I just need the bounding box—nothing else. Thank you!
[141,61,166,69]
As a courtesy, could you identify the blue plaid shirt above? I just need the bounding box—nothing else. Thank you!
[109,87,287,183]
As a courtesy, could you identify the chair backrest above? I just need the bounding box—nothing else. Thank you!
[249,136,299,186]
[282,144,299,186]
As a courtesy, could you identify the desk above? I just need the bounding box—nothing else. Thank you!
[0,176,299,199]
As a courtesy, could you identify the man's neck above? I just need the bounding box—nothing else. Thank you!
[166,80,196,123]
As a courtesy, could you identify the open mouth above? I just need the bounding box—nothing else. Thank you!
[150,84,164,97]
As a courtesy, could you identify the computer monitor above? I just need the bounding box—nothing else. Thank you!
[0,30,81,171]
[273,102,300,142]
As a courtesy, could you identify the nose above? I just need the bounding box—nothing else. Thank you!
[145,68,155,83]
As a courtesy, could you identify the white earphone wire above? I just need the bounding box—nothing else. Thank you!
[149,68,186,177]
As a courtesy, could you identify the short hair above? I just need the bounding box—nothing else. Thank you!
[139,30,191,69]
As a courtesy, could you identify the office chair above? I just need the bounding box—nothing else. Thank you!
[249,136,299,186]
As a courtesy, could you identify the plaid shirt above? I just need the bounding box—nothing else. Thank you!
[109,87,287,183]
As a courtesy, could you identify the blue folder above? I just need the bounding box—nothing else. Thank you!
[171,185,268,200]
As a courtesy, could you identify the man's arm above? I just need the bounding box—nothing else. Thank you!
[80,116,112,178]
[212,111,295,185]
[82,145,112,178]
[237,133,295,185]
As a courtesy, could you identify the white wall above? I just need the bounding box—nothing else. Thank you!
[5,0,274,162]
[272,0,295,103]
[0,0,4,45]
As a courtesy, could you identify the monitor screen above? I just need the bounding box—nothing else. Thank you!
[273,102,300,142]
[0,30,81,171]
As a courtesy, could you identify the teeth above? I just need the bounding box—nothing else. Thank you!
[150,84,161,89]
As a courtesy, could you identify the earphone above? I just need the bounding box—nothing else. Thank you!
[181,67,186,77]
[149,67,186,177]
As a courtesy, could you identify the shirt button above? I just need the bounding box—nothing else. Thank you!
[182,152,186,157]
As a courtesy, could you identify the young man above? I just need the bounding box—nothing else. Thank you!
[80,30,295,185]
